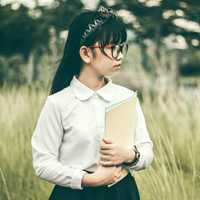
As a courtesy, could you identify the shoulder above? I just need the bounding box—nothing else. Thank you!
[45,86,75,111]
[111,82,137,100]
[48,86,73,100]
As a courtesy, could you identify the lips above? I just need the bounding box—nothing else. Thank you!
[114,64,121,67]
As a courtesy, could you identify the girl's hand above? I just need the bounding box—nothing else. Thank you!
[87,165,123,187]
[99,138,132,166]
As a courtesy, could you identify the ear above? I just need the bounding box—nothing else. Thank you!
[79,46,93,64]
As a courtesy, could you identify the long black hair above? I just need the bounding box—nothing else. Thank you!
[50,7,127,95]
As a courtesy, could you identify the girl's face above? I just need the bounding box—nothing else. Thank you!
[80,41,125,77]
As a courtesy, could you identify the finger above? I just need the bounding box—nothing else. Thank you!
[99,149,113,156]
[100,144,113,150]
[103,138,113,144]
[100,155,111,161]
[99,160,113,166]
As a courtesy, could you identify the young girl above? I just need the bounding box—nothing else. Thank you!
[31,6,154,200]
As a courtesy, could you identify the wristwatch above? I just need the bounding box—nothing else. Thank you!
[123,145,140,166]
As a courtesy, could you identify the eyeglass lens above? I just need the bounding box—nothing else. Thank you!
[104,43,128,59]
[112,44,128,58]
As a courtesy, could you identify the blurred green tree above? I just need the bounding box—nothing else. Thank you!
[0,0,84,85]
[97,0,200,96]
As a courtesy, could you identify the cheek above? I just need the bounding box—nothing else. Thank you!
[98,62,113,72]
[104,48,112,57]
[93,55,114,73]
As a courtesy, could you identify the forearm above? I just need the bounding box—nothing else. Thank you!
[33,157,87,189]
[32,143,87,190]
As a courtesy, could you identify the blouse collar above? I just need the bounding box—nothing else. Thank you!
[70,75,114,102]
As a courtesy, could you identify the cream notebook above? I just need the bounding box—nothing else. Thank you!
[103,93,138,187]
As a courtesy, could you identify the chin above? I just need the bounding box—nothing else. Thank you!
[104,72,114,77]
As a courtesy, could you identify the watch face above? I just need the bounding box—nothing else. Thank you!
[132,145,140,162]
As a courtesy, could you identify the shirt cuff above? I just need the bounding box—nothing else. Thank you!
[70,169,87,190]
[124,143,154,171]
[126,149,143,169]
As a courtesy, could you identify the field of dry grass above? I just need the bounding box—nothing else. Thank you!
[0,80,199,199]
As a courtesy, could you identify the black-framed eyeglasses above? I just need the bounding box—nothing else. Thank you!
[88,43,129,60]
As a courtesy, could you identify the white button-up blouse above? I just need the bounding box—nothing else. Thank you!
[31,75,154,190]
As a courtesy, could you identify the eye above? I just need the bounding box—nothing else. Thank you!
[103,46,112,55]
[105,44,112,49]
[110,45,119,58]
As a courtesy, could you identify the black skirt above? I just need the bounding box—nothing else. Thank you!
[48,172,140,200]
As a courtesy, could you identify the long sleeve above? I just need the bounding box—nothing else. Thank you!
[126,97,154,171]
[31,96,87,190]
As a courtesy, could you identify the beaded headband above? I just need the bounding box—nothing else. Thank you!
[80,6,116,45]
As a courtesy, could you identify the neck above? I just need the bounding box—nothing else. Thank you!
[76,69,107,91]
